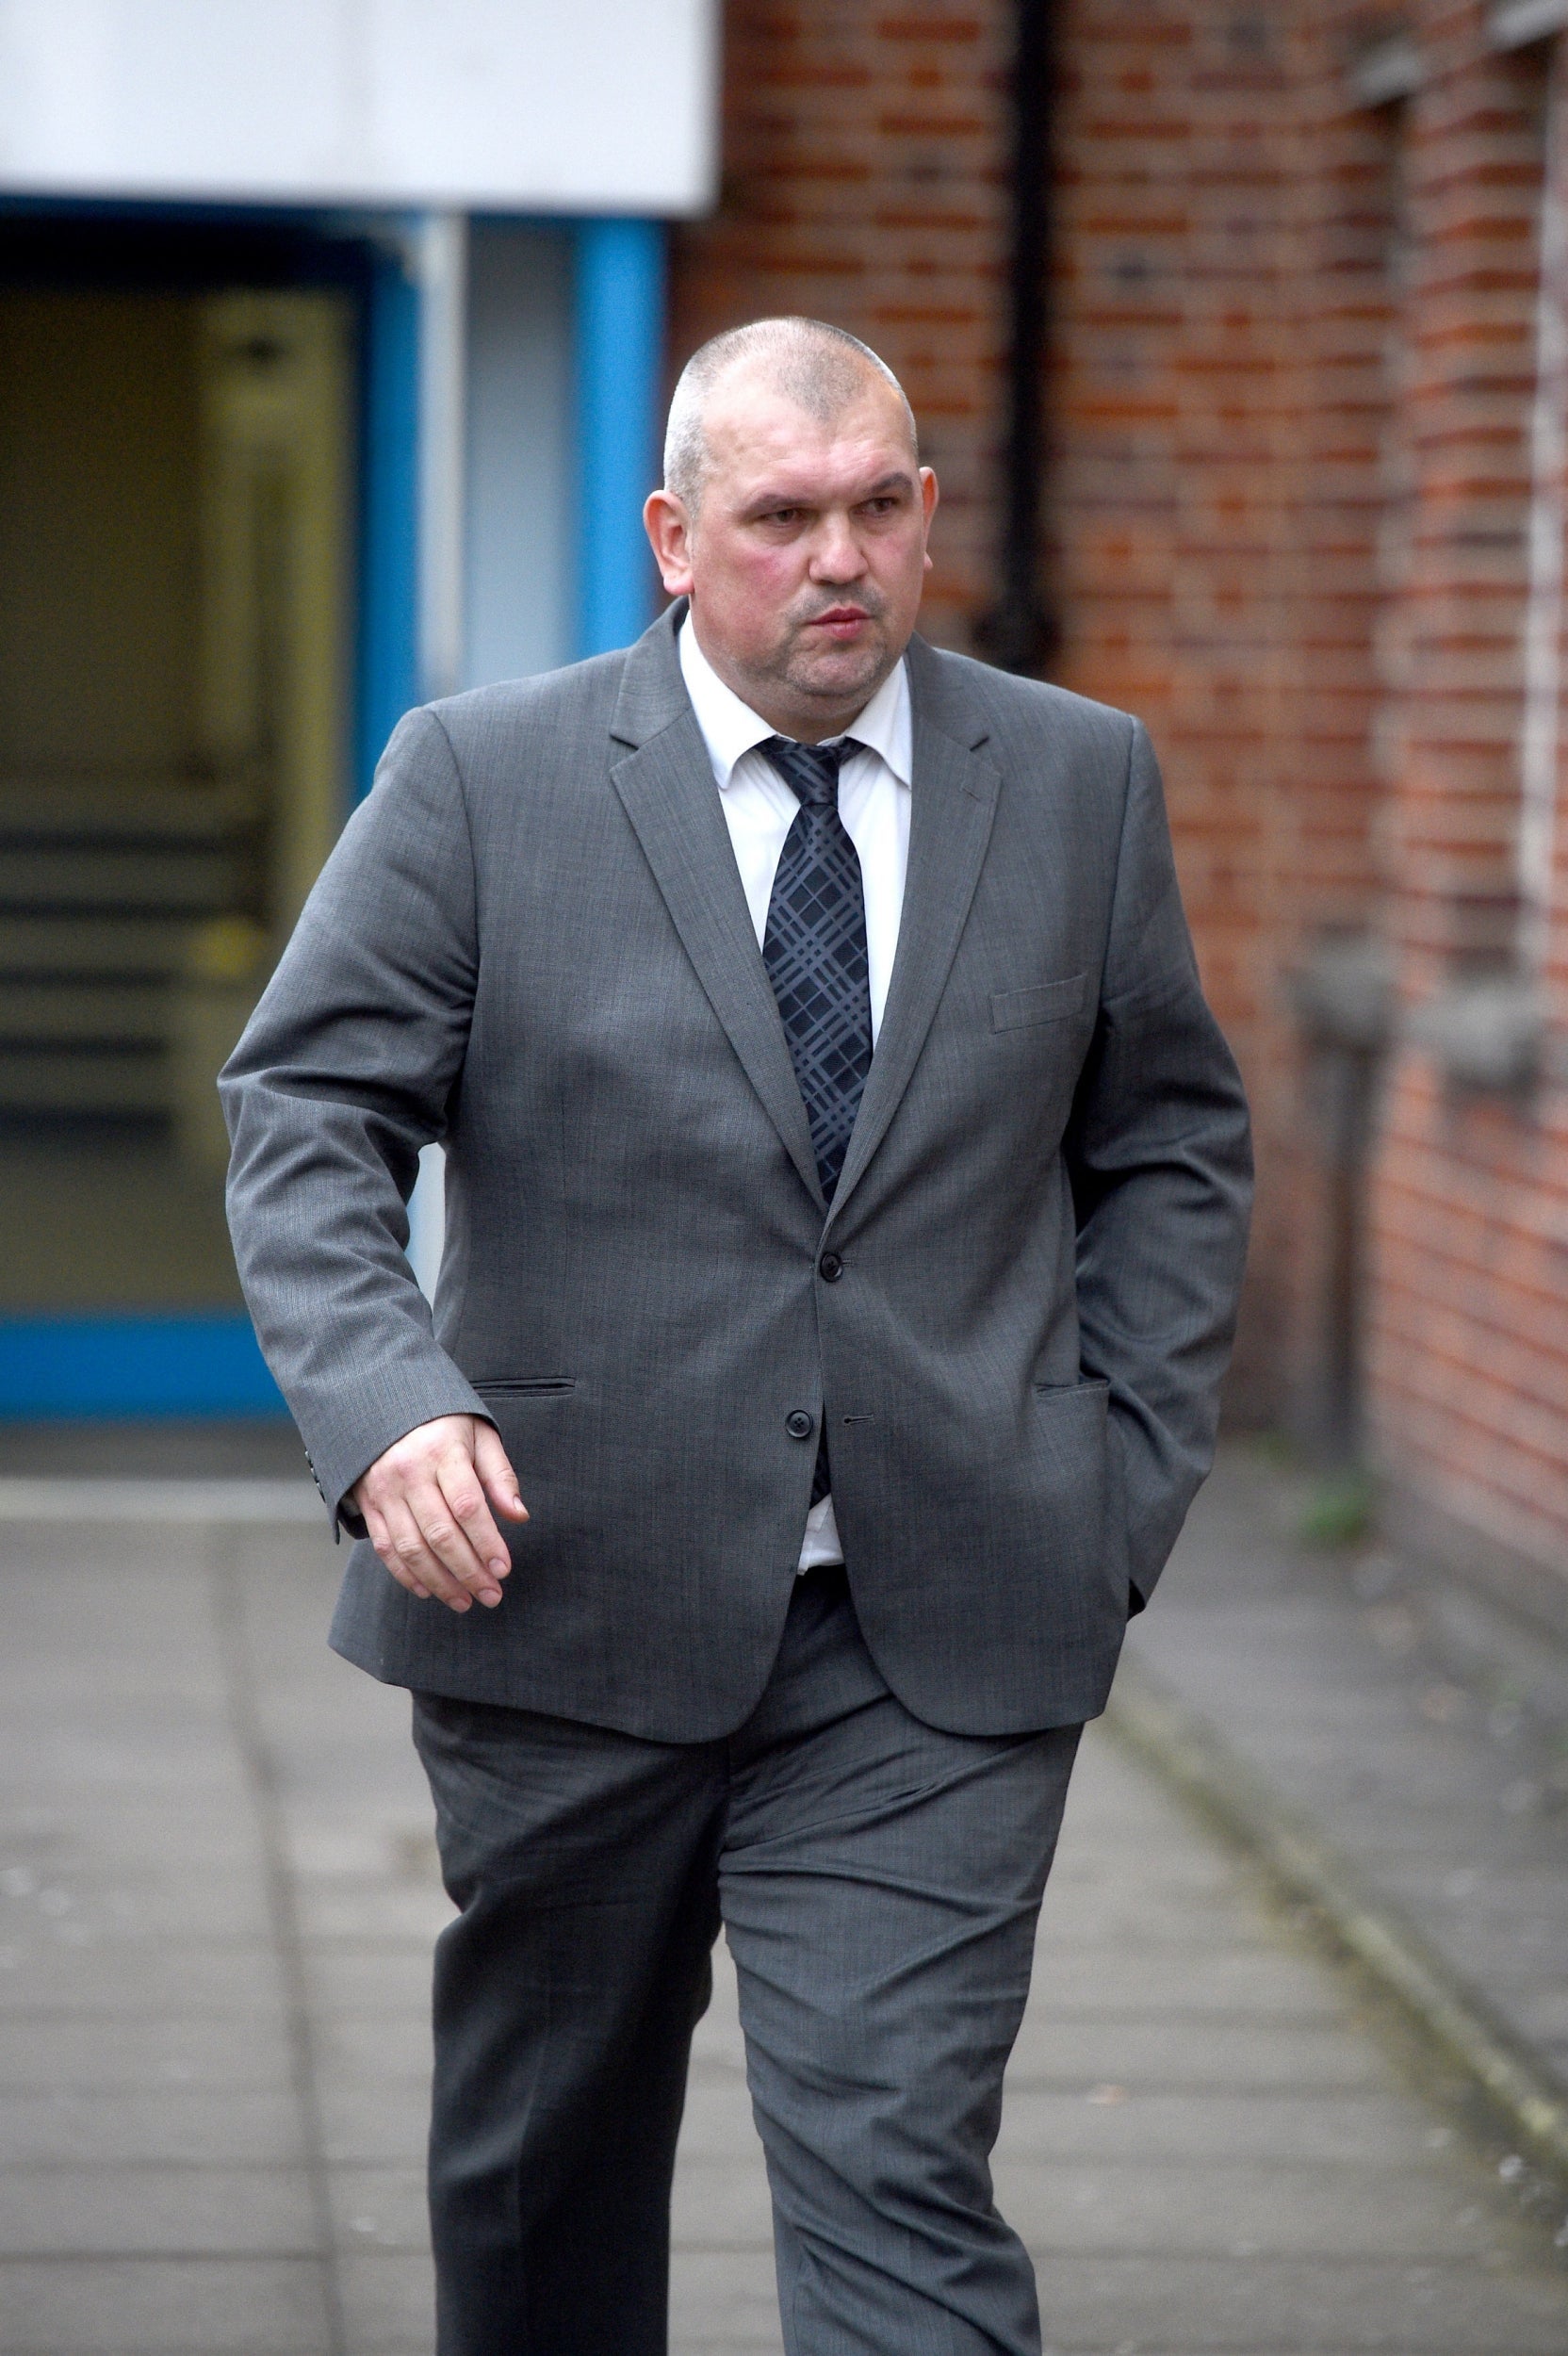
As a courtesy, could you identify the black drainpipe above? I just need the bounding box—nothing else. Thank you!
[976,0,1059,675]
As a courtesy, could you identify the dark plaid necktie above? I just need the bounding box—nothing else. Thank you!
[760,733,873,1508]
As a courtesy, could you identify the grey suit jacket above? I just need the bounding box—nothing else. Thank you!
[222,603,1251,1742]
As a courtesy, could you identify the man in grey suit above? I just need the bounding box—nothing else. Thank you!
[223,317,1250,2356]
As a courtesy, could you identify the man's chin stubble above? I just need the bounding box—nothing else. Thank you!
[781,636,893,710]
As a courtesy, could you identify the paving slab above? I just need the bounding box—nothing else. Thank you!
[0,2165,318,2257]
[335,2253,437,2354]
[0,1937,286,2016]
[1004,2017,1390,2090]
[315,2084,432,2170]
[0,2255,332,2352]
[986,2156,1511,2260]
[323,2168,430,2254]
[312,2014,431,2084]
[1022,2253,1568,2352]
[1124,1442,1568,2135]
[0,2088,309,2169]
[0,2014,295,2092]
[297,1948,435,2019]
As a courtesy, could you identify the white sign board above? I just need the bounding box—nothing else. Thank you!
[0,0,718,214]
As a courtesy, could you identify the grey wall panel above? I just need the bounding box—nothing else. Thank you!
[463,223,574,690]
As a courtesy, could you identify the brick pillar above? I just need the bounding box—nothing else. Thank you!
[668,1,1013,651]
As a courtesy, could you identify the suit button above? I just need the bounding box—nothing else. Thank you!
[818,1251,843,1283]
[785,1410,815,1442]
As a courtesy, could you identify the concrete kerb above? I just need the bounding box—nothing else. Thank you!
[1104,1651,1568,2190]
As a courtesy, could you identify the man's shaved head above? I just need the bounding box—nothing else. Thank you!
[645,314,938,741]
[663,318,918,514]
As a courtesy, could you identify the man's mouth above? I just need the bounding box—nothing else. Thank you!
[807,606,873,640]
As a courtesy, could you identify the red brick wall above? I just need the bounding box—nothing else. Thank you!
[1050,1,1396,1404]
[1366,8,1568,1582]
[670,1,1013,650]
[672,0,1568,1588]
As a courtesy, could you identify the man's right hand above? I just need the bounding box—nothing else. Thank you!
[352,1415,529,1612]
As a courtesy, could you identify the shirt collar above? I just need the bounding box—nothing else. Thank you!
[678,610,911,792]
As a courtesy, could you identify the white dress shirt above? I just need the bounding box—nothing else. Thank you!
[678,615,911,1570]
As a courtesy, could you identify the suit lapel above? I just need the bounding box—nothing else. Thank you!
[827,643,1002,1224]
[606,610,1002,1224]
[608,612,825,1206]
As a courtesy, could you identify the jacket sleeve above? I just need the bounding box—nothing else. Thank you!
[1065,717,1253,1609]
[220,707,492,1533]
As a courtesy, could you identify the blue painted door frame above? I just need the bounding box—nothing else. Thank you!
[0,209,665,1420]
[574,217,666,659]
[356,232,422,802]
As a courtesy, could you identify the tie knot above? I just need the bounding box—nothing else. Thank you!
[760,735,849,808]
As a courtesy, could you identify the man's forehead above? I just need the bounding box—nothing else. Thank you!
[702,381,915,494]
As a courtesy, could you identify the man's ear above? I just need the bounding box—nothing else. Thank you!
[644,490,695,597]
[919,466,939,573]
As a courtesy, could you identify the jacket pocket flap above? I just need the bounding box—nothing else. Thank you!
[471,1377,576,1397]
[990,973,1086,1031]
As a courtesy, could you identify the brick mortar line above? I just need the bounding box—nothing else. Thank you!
[1102,1652,1568,2189]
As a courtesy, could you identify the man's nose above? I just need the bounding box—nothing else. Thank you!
[808,512,866,581]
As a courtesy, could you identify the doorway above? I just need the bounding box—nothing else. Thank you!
[0,280,352,1318]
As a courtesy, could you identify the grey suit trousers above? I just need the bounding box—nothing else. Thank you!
[413,1566,1081,2356]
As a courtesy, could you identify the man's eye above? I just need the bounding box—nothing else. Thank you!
[861,497,898,515]
[763,508,801,526]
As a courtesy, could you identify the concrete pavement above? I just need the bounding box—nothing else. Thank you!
[1,1488,1565,2353]
[1121,1444,1568,2181]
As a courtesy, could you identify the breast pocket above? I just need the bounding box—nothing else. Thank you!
[989,973,1087,1032]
